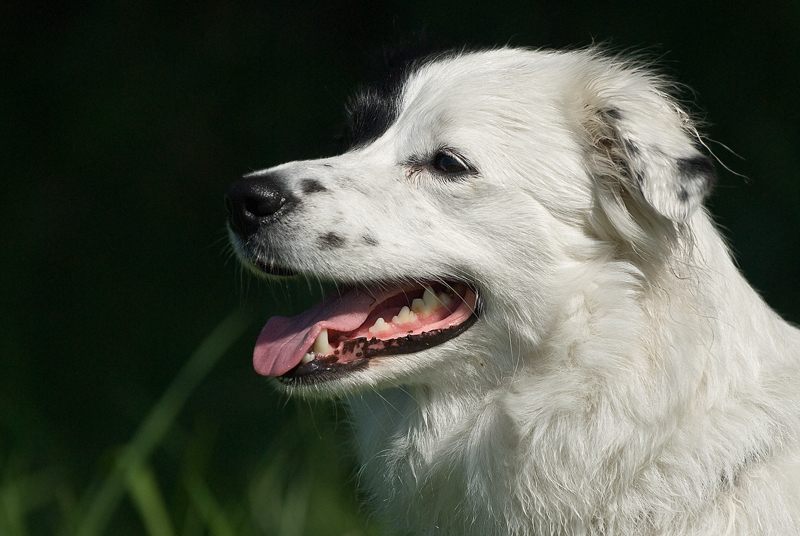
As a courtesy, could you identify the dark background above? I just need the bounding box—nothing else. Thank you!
[2,1,799,534]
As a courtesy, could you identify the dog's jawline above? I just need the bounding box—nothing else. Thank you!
[256,260,297,277]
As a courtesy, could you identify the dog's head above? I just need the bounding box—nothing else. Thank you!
[225,48,715,397]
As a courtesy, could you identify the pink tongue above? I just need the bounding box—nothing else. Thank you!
[254,287,400,376]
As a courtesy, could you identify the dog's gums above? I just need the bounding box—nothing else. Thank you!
[253,282,478,382]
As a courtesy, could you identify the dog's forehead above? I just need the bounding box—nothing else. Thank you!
[405,50,568,103]
[344,49,580,153]
[387,50,569,148]
[403,52,526,111]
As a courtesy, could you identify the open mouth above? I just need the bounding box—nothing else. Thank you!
[253,281,479,384]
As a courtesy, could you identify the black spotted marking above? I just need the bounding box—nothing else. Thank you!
[619,139,645,186]
[300,179,327,194]
[677,156,716,182]
[361,234,379,246]
[623,139,640,157]
[319,232,346,249]
[677,155,717,199]
[605,107,623,120]
[615,153,645,187]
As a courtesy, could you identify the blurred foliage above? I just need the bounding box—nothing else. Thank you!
[1,0,798,534]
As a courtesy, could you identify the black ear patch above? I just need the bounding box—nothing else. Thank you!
[677,156,716,189]
[345,85,404,150]
[341,37,456,151]
[592,106,716,223]
[676,156,716,204]
[343,45,425,150]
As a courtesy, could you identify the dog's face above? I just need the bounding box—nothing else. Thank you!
[225,49,715,396]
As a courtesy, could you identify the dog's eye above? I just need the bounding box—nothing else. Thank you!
[433,152,471,175]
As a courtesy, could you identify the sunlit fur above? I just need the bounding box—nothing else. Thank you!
[236,48,800,534]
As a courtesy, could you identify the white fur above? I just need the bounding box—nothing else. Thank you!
[239,48,800,534]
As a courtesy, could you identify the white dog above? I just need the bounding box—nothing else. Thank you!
[225,48,800,535]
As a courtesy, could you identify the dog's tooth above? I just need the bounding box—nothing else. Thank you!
[402,305,418,323]
[411,298,428,315]
[437,292,452,307]
[412,286,443,316]
[422,286,439,309]
[301,352,314,365]
[369,317,390,333]
[313,328,334,355]
[392,306,417,325]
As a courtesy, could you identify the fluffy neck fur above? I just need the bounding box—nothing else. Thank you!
[346,214,800,535]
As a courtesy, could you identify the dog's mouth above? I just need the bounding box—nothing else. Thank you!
[253,281,479,384]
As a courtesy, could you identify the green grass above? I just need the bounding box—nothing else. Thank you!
[0,310,383,536]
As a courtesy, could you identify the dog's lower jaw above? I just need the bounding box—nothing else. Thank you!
[271,335,489,399]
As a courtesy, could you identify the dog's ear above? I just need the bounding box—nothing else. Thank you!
[580,65,716,226]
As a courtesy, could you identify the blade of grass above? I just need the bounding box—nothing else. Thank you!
[184,471,236,536]
[1,480,26,536]
[74,309,253,536]
[124,460,176,536]
[278,476,310,536]
[2,466,69,536]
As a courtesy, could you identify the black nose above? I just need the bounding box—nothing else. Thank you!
[224,173,296,237]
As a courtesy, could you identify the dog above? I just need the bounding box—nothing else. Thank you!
[225,47,800,535]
